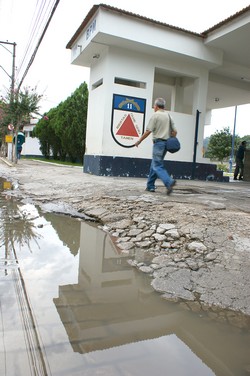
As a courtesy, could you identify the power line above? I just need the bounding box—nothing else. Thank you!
[16,0,47,77]
[16,0,54,79]
[17,0,61,92]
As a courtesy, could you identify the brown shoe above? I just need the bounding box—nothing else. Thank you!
[167,180,176,195]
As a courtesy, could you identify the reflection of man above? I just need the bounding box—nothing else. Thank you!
[234,141,247,180]
[135,97,177,195]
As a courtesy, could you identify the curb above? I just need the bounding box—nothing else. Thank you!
[0,157,14,167]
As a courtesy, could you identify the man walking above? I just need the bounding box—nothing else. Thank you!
[135,97,177,194]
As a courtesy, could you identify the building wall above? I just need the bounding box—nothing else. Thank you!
[22,124,43,157]
[22,136,43,157]
[85,45,208,164]
[69,5,227,180]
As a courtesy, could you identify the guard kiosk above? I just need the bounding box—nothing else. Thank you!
[66,4,250,181]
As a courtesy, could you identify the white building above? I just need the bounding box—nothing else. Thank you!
[6,119,43,160]
[22,118,43,157]
[66,4,250,181]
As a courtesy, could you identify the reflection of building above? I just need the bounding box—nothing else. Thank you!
[53,222,249,375]
[44,213,80,256]
[54,222,177,353]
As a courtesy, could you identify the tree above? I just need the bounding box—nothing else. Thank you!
[241,135,250,145]
[206,127,238,163]
[7,87,42,125]
[0,101,7,151]
[34,82,88,163]
[33,107,61,159]
[1,87,42,162]
[55,83,88,162]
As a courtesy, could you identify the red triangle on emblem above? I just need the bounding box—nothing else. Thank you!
[116,114,139,137]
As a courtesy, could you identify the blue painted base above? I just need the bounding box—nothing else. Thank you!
[83,155,229,182]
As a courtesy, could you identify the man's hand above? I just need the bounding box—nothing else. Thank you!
[171,130,177,137]
[134,130,151,147]
[134,140,141,147]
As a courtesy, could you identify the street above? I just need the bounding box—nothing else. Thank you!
[1,158,250,316]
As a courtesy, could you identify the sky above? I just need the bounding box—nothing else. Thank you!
[0,0,249,137]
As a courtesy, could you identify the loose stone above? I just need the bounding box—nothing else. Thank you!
[158,223,176,230]
[139,266,153,273]
[153,233,166,241]
[186,260,199,271]
[205,253,218,261]
[127,228,143,236]
[165,229,180,239]
[137,240,153,248]
[188,241,207,253]
[161,242,171,248]
[118,241,135,250]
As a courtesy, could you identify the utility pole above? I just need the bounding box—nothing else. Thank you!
[0,40,16,95]
[229,105,237,173]
[0,40,17,161]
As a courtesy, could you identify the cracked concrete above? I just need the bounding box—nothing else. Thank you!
[1,158,250,316]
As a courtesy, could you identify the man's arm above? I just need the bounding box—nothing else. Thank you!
[134,130,151,147]
[169,115,177,137]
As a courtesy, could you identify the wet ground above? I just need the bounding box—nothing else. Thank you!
[1,178,250,376]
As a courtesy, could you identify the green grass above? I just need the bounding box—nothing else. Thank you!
[29,157,83,167]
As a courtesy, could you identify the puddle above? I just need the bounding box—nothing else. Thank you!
[0,178,250,376]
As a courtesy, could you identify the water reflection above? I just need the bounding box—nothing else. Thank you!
[0,182,41,276]
[53,222,250,376]
[0,183,250,376]
[44,212,80,256]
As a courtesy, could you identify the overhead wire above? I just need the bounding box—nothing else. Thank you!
[16,0,49,79]
[16,0,56,81]
[18,0,58,77]
[16,0,61,91]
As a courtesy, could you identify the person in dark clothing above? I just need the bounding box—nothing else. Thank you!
[13,126,25,159]
[234,141,247,180]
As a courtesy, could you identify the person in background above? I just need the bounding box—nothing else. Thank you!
[14,126,25,159]
[134,97,177,195]
[234,140,247,180]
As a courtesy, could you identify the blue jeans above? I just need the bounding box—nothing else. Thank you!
[147,139,174,190]
[17,147,22,159]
